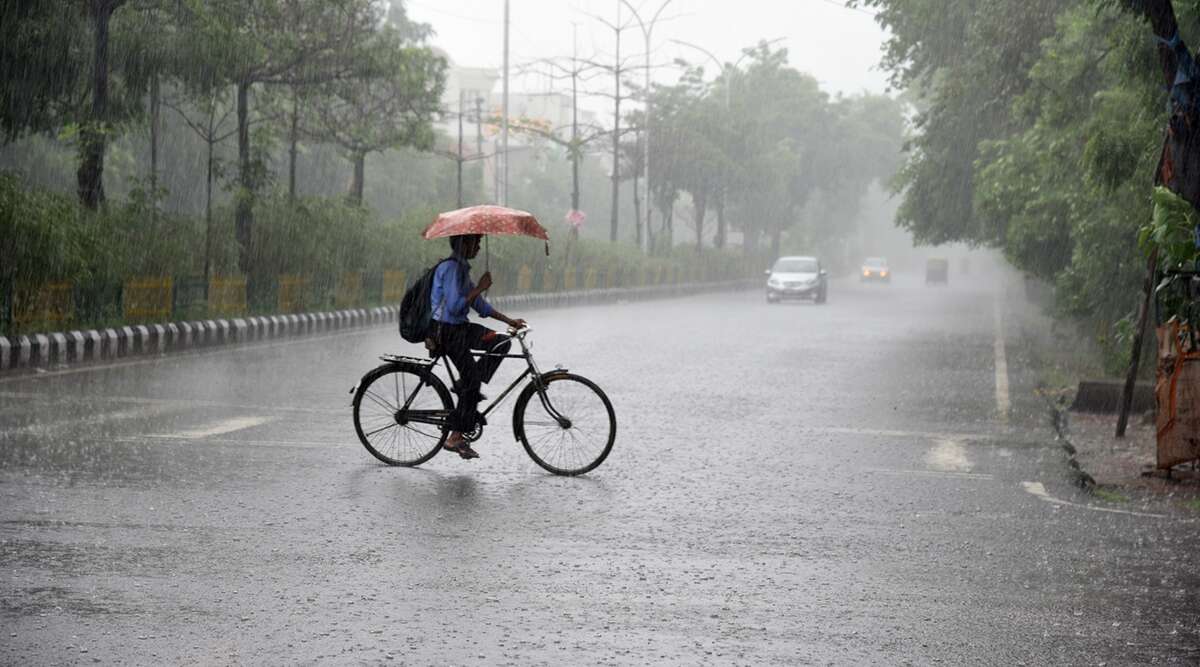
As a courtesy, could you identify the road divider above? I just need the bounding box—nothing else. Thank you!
[0,279,755,375]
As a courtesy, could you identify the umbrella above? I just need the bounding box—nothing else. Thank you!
[422,204,550,272]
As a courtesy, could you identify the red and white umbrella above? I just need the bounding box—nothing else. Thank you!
[422,205,549,241]
[422,205,550,273]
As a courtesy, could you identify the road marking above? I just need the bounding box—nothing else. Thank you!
[153,416,275,440]
[816,426,1015,443]
[925,438,972,472]
[1021,481,1170,519]
[0,390,344,416]
[994,296,1011,420]
[866,468,993,481]
[114,435,332,449]
[0,404,183,439]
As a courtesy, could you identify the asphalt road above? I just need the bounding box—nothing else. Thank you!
[1,269,1197,665]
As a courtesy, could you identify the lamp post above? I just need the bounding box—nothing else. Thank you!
[669,37,786,109]
[620,0,674,253]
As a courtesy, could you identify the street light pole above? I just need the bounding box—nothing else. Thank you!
[620,0,674,253]
[501,0,510,206]
[670,37,787,110]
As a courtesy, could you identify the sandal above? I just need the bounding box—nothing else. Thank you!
[443,439,480,459]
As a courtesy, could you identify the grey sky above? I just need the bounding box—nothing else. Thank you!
[406,0,891,106]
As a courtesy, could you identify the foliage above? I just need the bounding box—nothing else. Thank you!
[640,45,906,258]
[856,0,1200,367]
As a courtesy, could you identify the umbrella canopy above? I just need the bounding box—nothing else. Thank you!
[422,205,549,241]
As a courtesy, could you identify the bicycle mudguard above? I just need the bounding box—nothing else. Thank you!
[511,369,572,440]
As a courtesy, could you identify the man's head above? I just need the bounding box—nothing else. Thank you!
[449,234,482,259]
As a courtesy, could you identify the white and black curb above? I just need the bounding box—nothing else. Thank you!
[0,279,755,374]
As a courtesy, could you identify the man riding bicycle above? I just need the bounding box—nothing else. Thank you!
[432,234,525,459]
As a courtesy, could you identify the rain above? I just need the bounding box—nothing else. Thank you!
[1,0,1199,663]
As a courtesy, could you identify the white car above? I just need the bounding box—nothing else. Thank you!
[765,256,827,304]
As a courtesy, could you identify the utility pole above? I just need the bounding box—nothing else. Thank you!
[621,0,674,253]
[457,90,464,207]
[475,96,484,158]
[501,0,510,205]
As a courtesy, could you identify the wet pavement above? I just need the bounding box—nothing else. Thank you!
[2,271,1198,665]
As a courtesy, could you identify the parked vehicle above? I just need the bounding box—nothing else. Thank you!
[925,258,949,285]
[765,256,828,304]
[861,257,891,283]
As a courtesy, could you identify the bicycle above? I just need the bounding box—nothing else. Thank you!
[350,327,616,476]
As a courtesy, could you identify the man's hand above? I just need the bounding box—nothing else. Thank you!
[507,318,527,330]
[477,271,493,291]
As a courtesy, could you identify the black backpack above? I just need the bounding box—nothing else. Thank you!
[399,258,453,343]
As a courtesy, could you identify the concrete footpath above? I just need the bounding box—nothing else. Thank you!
[1052,400,1200,510]
[0,279,754,375]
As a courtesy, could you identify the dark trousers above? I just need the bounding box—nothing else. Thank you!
[437,322,511,432]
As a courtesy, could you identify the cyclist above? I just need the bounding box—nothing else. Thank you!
[431,234,526,459]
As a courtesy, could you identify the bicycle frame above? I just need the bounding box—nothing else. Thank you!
[393,329,571,430]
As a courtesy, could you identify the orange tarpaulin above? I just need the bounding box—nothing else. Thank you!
[1156,318,1200,469]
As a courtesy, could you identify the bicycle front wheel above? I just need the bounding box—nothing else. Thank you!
[353,364,451,466]
[514,373,616,476]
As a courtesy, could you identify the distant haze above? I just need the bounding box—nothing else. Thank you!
[407,0,891,107]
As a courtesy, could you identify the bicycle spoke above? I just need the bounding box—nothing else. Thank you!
[363,388,398,414]
[364,422,400,438]
[354,366,449,466]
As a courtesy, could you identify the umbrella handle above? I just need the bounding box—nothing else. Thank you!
[485,235,490,278]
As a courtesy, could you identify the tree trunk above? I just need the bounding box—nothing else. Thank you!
[714,192,726,249]
[1137,0,1182,85]
[349,151,366,206]
[632,169,642,247]
[77,1,117,210]
[664,203,673,251]
[770,227,782,260]
[288,91,299,202]
[205,135,214,284]
[693,191,707,253]
[149,73,160,198]
[235,80,253,274]
[1117,247,1160,437]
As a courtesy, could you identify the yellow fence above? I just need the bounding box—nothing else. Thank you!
[209,276,247,317]
[382,270,407,304]
[563,268,577,291]
[517,265,533,291]
[541,268,556,292]
[277,275,308,313]
[124,277,172,322]
[583,267,598,290]
[335,272,363,309]
[13,282,74,328]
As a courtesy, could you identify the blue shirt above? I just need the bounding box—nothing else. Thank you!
[430,255,493,324]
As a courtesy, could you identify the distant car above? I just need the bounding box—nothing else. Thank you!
[861,257,891,283]
[925,258,949,285]
[765,256,827,304]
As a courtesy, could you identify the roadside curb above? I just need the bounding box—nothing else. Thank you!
[0,279,755,375]
[1046,397,1099,488]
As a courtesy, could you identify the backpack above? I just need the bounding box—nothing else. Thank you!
[399,258,453,343]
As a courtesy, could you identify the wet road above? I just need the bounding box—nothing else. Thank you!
[2,271,1198,665]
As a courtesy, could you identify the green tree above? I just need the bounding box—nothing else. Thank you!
[177,0,381,273]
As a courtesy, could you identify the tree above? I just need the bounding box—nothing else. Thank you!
[852,0,1075,246]
[178,0,382,273]
[306,24,446,206]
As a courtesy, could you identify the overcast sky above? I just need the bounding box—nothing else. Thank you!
[405,0,892,105]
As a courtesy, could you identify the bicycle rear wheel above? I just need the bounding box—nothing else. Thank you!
[353,364,451,466]
[513,373,615,476]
